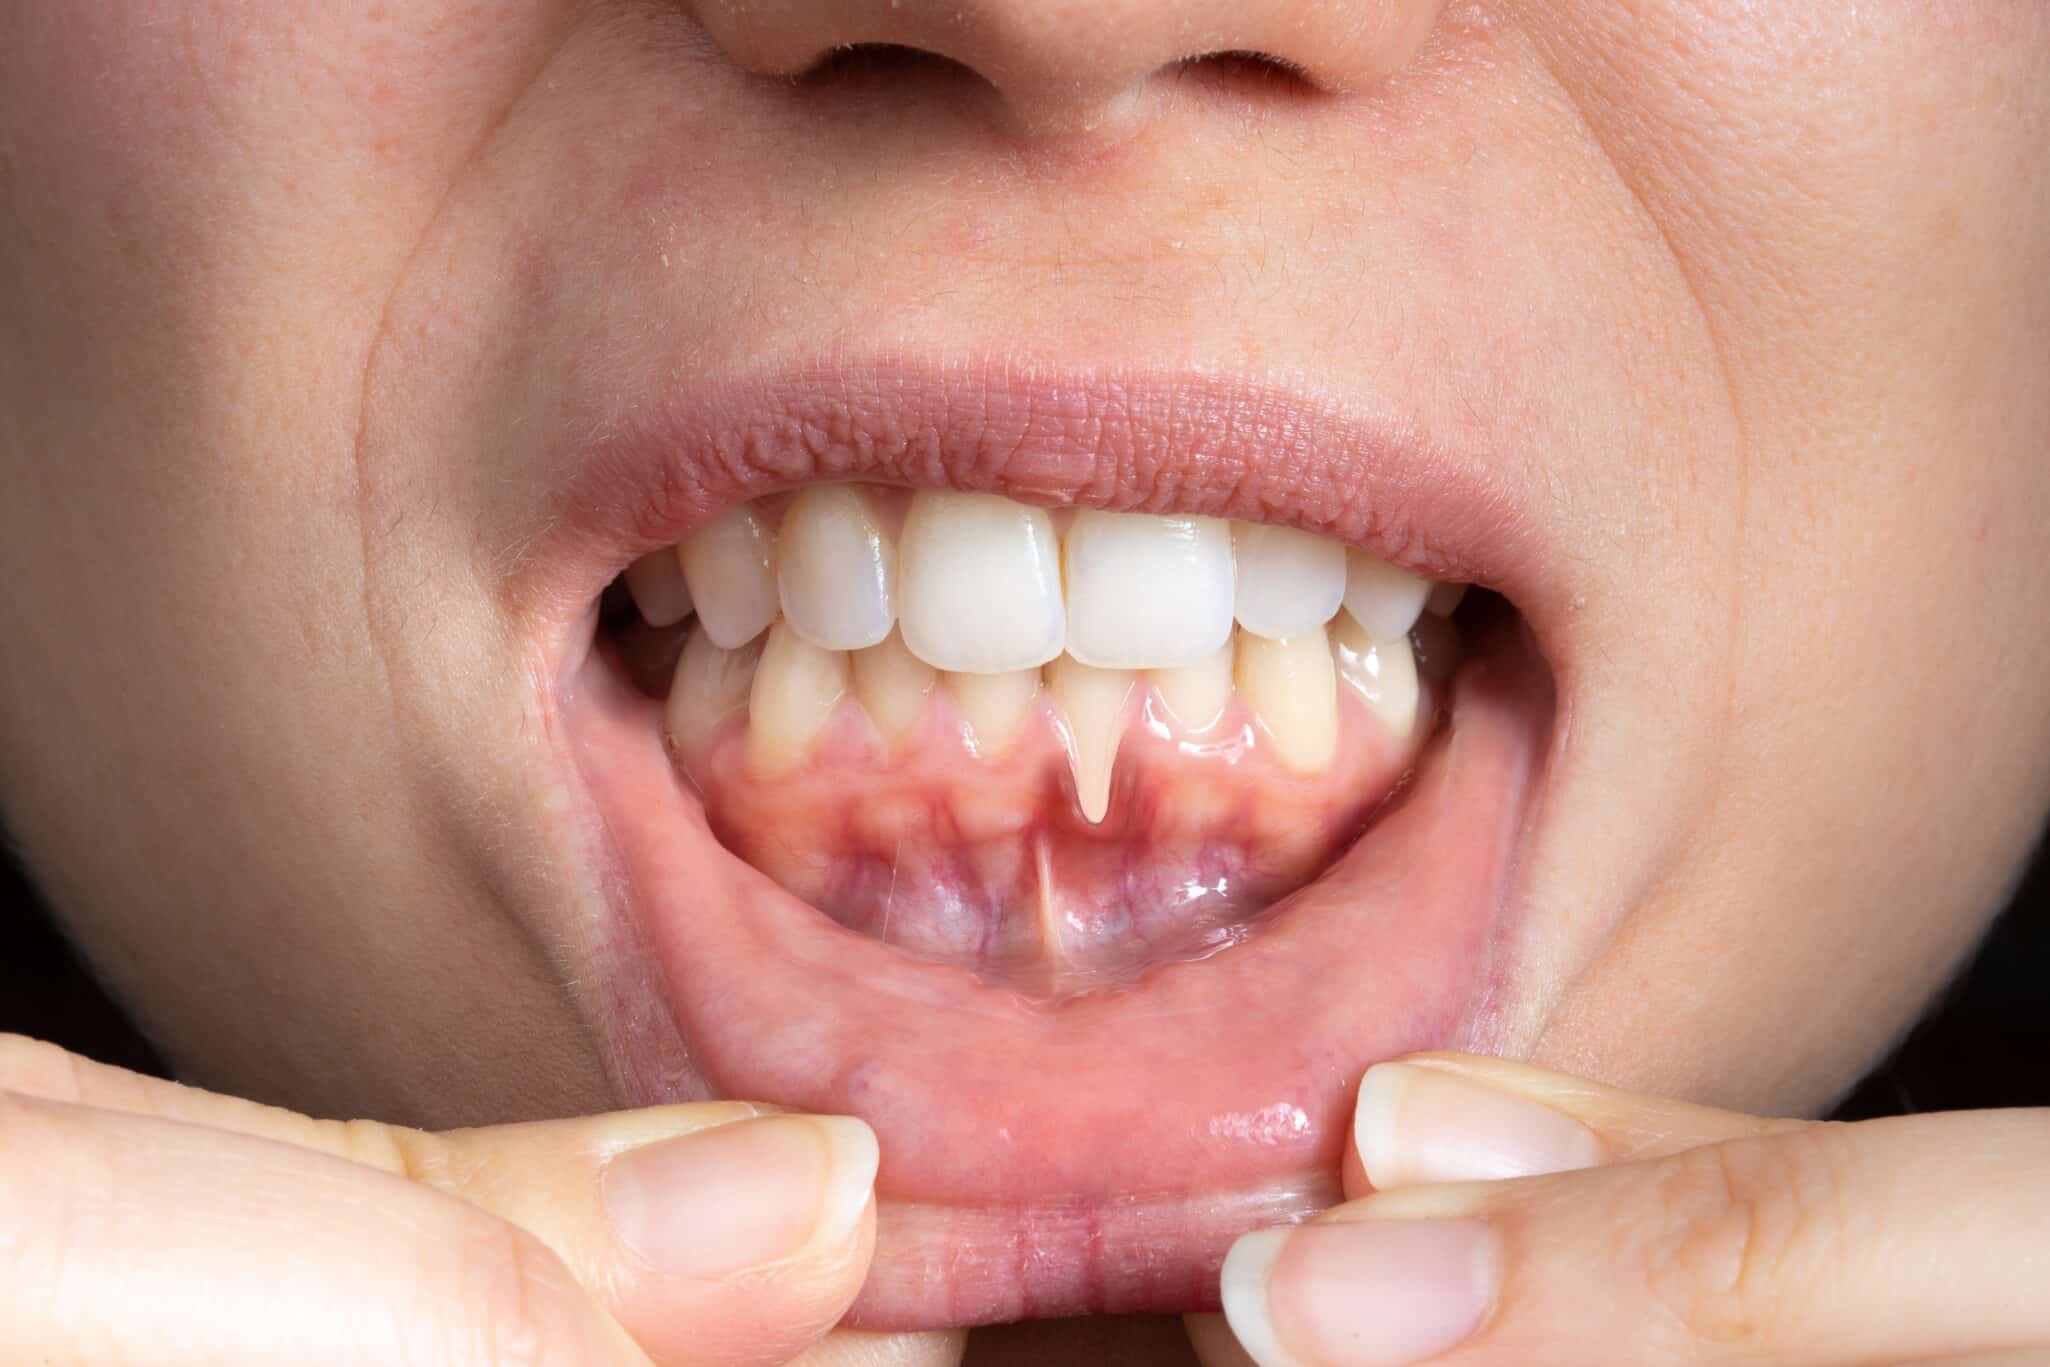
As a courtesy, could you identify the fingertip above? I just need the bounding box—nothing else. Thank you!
[805,1114,881,1260]
[1352,1061,1415,1190]
[1218,1228,1304,1367]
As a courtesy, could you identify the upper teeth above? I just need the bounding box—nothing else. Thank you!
[630,484,1469,802]
[637,486,1453,671]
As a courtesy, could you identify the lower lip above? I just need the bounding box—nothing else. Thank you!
[560,621,1550,1329]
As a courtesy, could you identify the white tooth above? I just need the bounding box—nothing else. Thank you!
[680,503,780,648]
[898,492,1065,674]
[624,547,695,627]
[665,624,764,754]
[1332,611,1421,740]
[1064,510,1235,670]
[746,623,850,776]
[1046,655,1137,825]
[1343,549,1431,642]
[1231,523,1345,640]
[1235,626,1339,774]
[946,668,1042,757]
[1425,581,1469,617]
[1148,636,1235,734]
[852,629,936,745]
[778,484,897,651]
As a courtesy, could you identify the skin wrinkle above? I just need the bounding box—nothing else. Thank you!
[1508,10,1750,1051]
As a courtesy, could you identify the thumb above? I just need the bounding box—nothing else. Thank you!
[1220,1053,2050,1365]
[0,1034,879,1367]
[417,1104,880,1366]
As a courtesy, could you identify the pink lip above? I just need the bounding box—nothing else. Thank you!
[521,357,1556,635]
[537,359,1560,1327]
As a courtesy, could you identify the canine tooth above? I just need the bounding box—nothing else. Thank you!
[778,485,897,651]
[1235,627,1339,774]
[946,668,1041,757]
[1332,611,1421,740]
[852,629,936,745]
[1232,524,1345,640]
[624,548,694,627]
[1148,637,1235,734]
[1064,511,1235,670]
[746,623,850,775]
[1047,656,1137,825]
[898,492,1065,674]
[665,624,764,754]
[1343,549,1431,642]
[680,503,779,648]
[1425,581,1469,617]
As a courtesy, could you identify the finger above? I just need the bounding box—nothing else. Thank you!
[788,1329,968,1367]
[1187,1312,1260,1366]
[1224,1106,2050,1365]
[0,1089,649,1365]
[0,1035,879,1366]
[1344,1052,1804,1197]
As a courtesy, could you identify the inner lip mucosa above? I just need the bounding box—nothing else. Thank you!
[601,480,1473,997]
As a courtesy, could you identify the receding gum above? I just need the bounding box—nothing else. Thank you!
[671,679,1429,993]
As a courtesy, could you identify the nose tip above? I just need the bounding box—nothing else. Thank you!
[693,0,1448,138]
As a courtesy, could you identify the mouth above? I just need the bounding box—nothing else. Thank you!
[542,357,1558,1328]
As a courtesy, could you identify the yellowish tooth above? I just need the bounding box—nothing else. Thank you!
[625,547,695,627]
[1235,626,1339,775]
[1331,611,1421,740]
[1046,655,1137,824]
[851,629,936,746]
[680,503,779,649]
[1148,637,1236,734]
[945,668,1042,758]
[665,624,764,754]
[746,623,850,776]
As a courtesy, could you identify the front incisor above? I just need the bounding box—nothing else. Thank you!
[1047,656,1138,824]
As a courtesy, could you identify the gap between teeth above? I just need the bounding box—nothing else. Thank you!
[627,484,1465,817]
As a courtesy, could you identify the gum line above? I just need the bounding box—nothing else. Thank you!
[672,672,1430,992]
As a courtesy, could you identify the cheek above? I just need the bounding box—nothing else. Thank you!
[1,3,563,267]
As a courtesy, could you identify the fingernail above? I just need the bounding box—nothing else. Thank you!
[1222,1220,1497,1367]
[603,1113,878,1278]
[1355,1061,1602,1187]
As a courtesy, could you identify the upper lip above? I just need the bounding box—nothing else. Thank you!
[522,353,1563,657]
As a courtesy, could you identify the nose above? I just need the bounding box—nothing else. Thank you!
[691,0,1448,137]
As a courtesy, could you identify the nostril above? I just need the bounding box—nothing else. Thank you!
[801,40,980,87]
[1174,48,1321,97]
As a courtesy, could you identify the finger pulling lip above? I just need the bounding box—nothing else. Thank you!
[539,358,1562,1327]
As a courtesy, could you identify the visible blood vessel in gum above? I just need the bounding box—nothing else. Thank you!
[670,676,1432,994]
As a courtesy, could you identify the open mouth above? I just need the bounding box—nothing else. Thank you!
[545,359,1558,1328]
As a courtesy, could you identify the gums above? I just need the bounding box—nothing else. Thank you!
[670,671,1432,994]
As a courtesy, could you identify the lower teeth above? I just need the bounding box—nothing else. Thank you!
[606,484,1475,985]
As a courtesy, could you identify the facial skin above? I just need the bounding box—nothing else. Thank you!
[1,0,2047,1338]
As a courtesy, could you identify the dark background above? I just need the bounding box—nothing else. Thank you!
[3,838,2045,1115]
